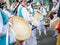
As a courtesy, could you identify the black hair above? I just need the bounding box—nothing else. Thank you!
[27,0,33,3]
[0,2,7,9]
[39,2,43,6]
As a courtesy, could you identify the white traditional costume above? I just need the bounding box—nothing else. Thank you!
[51,0,59,19]
[37,2,47,35]
[17,4,37,45]
[0,8,12,45]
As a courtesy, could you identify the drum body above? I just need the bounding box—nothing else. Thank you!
[34,9,42,21]
[31,17,40,27]
[9,16,32,41]
[31,9,42,26]
[51,17,60,28]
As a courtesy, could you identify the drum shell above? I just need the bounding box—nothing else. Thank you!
[10,16,32,41]
[51,17,60,28]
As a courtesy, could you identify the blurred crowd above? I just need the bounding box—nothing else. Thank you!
[0,0,60,45]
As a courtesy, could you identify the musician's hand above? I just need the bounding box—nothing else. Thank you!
[8,17,13,26]
[51,10,57,14]
[9,17,13,23]
[29,22,35,27]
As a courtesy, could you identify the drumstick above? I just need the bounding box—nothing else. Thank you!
[8,22,16,36]
[8,22,24,45]
[8,22,13,26]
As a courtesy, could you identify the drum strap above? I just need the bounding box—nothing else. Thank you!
[32,25,37,30]
[0,9,8,25]
[29,22,37,30]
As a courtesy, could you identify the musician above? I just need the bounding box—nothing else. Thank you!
[51,0,59,19]
[26,3,38,37]
[17,0,37,45]
[50,1,59,36]
[52,0,59,12]
[17,0,32,22]
[0,8,13,45]
[36,2,47,35]
[27,3,35,16]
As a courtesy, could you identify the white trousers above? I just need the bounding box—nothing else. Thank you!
[37,21,46,35]
[23,29,37,45]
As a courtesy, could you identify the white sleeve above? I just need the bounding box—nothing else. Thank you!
[0,12,3,33]
[22,8,32,22]
[42,8,47,16]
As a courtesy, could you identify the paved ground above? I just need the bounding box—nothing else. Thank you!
[36,29,57,45]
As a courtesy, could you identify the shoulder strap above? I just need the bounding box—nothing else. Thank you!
[19,7,23,18]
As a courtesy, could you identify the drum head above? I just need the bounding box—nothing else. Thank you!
[51,17,60,28]
[10,16,32,41]
[32,17,40,26]
[34,9,42,21]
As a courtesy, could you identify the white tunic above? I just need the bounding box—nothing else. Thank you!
[17,5,37,45]
[0,10,9,35]
[22,7,32,22]
[0,12,3,34]
[17,5,32,22]
[51,5,59,19]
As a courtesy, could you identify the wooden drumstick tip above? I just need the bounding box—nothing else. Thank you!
[8,22,13,26]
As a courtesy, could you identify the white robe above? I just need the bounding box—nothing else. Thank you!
[0,12,3,34]
[51,5,59,19]
[17,5,37,45]
[0,10,9,45]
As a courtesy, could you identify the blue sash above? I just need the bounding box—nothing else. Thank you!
[0,9,8,25]
[17,7,23,18]
[0,35,12,45]
[32,9,35,15]
[40,8,46,21]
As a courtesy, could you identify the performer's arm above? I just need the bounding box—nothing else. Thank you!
[22,7,32,22]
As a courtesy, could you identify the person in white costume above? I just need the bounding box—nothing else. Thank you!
[26,2,37,38]
[0,8,13,45]
[50,0,59,36]
[17,0,37,45]
[51,0,59,19]
[36,2,47,35]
